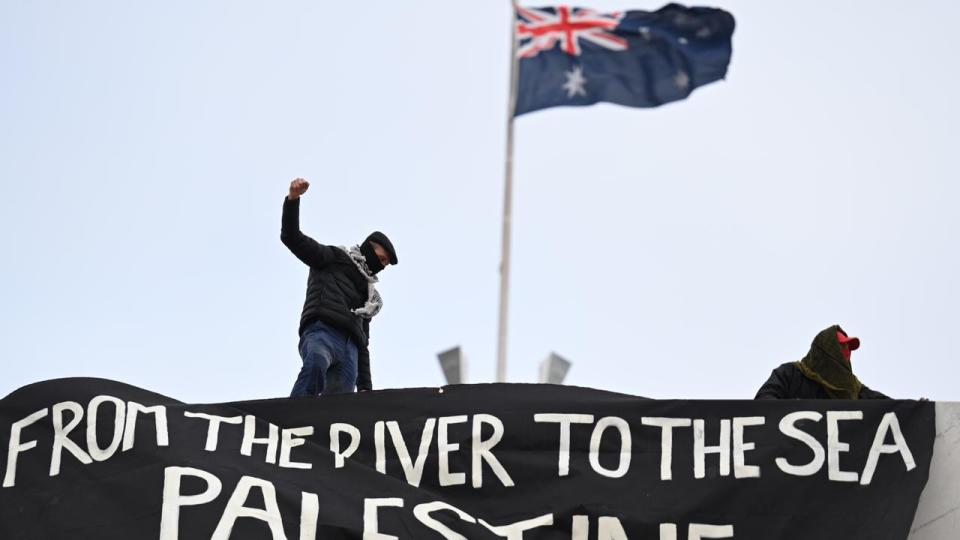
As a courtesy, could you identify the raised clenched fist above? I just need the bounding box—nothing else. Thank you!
[288,178,310,200]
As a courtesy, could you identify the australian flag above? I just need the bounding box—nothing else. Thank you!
[514,3,735,115]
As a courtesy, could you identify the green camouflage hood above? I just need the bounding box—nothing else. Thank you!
[795,325,864,399]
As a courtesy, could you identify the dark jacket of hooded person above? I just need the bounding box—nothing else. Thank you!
[281,197,397,391]
[755,325,890,400]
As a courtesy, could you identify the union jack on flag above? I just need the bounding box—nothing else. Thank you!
[516,6,626,57]
[513,3,735,116]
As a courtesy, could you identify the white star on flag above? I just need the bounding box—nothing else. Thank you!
[563,66,588,98]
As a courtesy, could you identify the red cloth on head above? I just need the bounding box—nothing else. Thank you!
[837,330,860,362]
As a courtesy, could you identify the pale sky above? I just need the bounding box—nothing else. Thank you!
[2,1,958,402]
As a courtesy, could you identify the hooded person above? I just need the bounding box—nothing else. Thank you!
[754,325,890,400]
[281,178,398,396]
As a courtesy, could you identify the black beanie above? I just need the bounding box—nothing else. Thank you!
[364,231,398,265]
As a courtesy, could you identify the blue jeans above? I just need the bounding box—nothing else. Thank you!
[290,320,359,397]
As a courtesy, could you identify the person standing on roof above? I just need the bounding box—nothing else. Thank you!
[755,325,890,399]
[281,178,398,396]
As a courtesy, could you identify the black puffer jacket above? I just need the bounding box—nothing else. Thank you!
[755,362,889,400]
[281,198,372,390]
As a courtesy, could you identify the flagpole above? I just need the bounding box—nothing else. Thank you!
[496,0,520,383]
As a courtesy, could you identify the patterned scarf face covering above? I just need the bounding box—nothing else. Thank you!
[339,245,383,319]
[795,325,864,399]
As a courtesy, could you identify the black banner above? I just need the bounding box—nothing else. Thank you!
[0,378,934,539]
